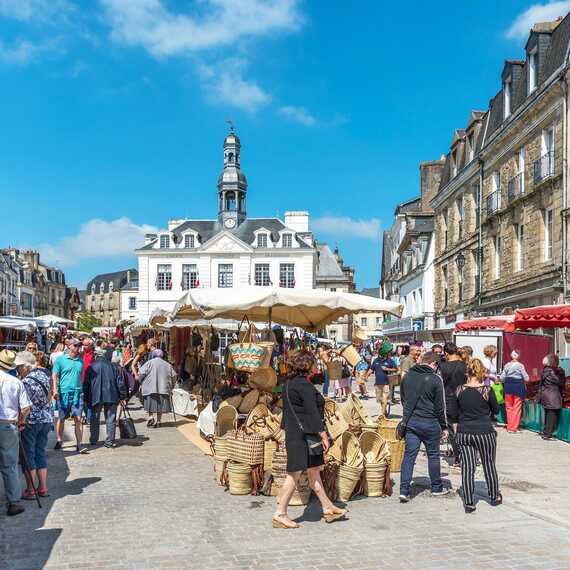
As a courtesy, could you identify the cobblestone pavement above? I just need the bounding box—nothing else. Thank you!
[2,394,570,570]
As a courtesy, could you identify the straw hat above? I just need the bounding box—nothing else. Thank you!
[14,351,37,368]
[0,349,17,371]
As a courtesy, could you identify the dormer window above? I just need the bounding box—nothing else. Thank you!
[528,49,538,93]
[109,281,114,293]
[160,235,170,249]
[91,284,95,295]
[282,233,293,248]
[503,77,512,119]
[468,132,474,162]
[451,150,457,177]
[184,234,195,249]
[257,233,268,248]
[99,283,105,294]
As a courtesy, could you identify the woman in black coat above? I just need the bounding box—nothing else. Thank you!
[539,354,566,440]
[274,350,347,529]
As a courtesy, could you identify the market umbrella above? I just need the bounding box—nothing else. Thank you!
[0,316,37,331]
[35,314,75,327]
[455,315,515,332]
[172,287,403,332]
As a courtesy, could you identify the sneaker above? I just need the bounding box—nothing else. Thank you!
[7,503,25,516]
[399,494,410,503]
[464,504,476,514]
[77,445,88,454]
[54,441,62,450]
[490,493,503,507]
[431,488,451,497]
[104,442,117,449]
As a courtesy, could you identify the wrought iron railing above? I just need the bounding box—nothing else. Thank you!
[486,190,502,216]
[533,151,554,184]
[507,172,523,201]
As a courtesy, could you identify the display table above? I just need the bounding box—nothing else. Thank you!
[521,400,570,443]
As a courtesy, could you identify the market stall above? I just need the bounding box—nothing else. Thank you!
[0,316,37,350]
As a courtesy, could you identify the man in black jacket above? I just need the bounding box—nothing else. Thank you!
[84,348,127,448]
[399,351,449,502]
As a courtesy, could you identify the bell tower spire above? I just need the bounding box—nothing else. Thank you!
[218,123,247,229]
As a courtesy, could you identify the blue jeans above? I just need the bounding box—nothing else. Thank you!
[399,418,443,496]
[0,423,21,505]
[21,422,52,470]
[89,403,118,445]
[322,371,330,397]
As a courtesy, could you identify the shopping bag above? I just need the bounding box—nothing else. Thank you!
[118,404,137,439]
[491,382,504,405]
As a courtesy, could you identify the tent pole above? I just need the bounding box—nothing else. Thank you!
[268,307,272,329]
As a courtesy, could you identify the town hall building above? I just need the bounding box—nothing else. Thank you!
[124,128,355,339]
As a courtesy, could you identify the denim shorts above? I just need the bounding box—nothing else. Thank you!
[56,391,84,419]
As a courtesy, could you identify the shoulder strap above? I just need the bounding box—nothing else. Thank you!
[23,375,49,400]
[285,380,305,433]
[403,375,427,422]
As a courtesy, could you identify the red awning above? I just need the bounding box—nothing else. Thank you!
[455,315,515,332]
[514,304,570,330]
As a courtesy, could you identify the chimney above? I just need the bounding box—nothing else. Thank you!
[168,219,185,232]
[419,159,445,213]
[284,211,309,233]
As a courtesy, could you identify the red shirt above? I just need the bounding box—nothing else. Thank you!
[82,350,94,383]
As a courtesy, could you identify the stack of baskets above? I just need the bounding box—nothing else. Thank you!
[212,405,237,485]
[271,446,311,505]
[336,432,365,501]
[359,431,391,497]
[377,417,405,473]
[339,394,373,437]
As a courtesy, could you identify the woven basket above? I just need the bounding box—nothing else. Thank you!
[387,439,405,472]
[348,394,370,424]
[337,463,363,501]
[228,342,269,373]
[214,456,226,486]
[377,418,399,441]
[363,461,389,497]
[361,423,378,434]
[227,462,252,495]
[264,440,278,471]
[226,430,264,466]
[225,394,243,409]
[271,448,288,480]
[215,405,237,437]
[323,398,349,441]
[359,431,387,464]
[245,403,282,440]
[326,360,343,381]
[340,431,364,468]
[290,473,312,506]
[213,434,229,460]
[340,344,362,367]
[248,367,277,393]
[239,389,260,414]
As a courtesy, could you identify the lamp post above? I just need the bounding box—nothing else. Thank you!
[456,253,465,303]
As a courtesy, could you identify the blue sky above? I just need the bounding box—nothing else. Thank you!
[1,0,568,290]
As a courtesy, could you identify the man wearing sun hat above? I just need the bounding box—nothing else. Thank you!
[0,349,32,516]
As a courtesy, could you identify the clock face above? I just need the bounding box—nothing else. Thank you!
[225,218,236,228]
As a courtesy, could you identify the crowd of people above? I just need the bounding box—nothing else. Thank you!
[0,334,175,517]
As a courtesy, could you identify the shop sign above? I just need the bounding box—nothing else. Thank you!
[413,320,423,331]
[9,303,18,315]
[445,314,456,324]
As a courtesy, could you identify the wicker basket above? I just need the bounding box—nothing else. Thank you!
[363,461,389,497]
[226,430,265,466]
[359,431,387,464]
[361,423,378,434]
[264,440,278,471]
[339,431,365,468]
[377,418,399,441]
[337,463,363,501]
[213,434,229,460]
[214,456,226,486]
[239,389,260,414]
[246,403,282,440]
[227,462,252,495]
[323,398,349,440]
[340,344,362,367]
[387,439,405,472]
[215,405,237,437]
[326,360,343,381]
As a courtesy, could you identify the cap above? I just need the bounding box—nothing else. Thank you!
[14,351,37,368]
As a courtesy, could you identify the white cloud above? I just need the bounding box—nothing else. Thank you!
[198,58,271,112]
[0,38,63,65]
[279,105,317,126]
[36,218,158,266]
[99,0,303,57]
[0,0,74,23]
[505,1,570,39]
[313,216,381,240]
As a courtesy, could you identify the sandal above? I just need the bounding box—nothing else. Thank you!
[37,489,50,498]
[21,489,37,501]
[271,513,299,529]
[322,508,348,523]
[147,418,155,427]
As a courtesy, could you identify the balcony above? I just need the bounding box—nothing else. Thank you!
[533,151,554,184]
[507,173,523,202]
[486,190,502,217]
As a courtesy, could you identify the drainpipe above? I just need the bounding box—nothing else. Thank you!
[561,73,569,303]
[477,158,484,310]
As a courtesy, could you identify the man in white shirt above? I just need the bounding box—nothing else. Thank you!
[0,349,32,516]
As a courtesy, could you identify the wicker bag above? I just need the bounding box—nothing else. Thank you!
[363,462,389,497]
[264,440,278,471]
[326,360,343,381]
[337,463,363,501]
[246,403,282,440]
[229,323,271,373]
[225,394,243,409]
[387,439,405,472]
[214,456,227,486]
[359,431,389,464]
[213,433,230,460]
[248,367,277,393]
[340,431,364,468]
[215,405,237,437]
[227,462,253,495]
[226,430,265,466]
[239,389,260,414]
[340,344,362,367]
[377,418,399,441]
[323,398,348,441]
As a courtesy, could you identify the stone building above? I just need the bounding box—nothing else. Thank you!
[381,159,444,342]
[354,287,384,337]
[432,16,570,328]
[85,269,138,327]
[0,251,19,316]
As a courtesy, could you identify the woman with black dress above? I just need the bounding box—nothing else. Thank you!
[448,358,502,513]
[539,354,566,440]
[274,350,347,529]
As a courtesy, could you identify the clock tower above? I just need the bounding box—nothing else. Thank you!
[218,126,247,229]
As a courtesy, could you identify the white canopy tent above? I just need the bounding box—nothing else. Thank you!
[171,287,403,332]
[35,314,75,327]
[0,316,37,331]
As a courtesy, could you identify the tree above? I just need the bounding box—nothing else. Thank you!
[75,312,102,333]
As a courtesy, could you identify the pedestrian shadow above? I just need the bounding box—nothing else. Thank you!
[294,497,350,524]
[117,436,150,447]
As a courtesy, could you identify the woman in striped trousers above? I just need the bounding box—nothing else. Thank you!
[448,359,503,513]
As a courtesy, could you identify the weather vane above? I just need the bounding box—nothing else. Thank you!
[226,119,235,132]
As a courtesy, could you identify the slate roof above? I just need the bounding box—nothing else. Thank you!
[360,287,380,298]
[139,218,312,250]
[86,269,138,295]
[316,244,343,278]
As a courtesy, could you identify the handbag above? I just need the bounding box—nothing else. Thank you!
[491,381,505,405]
[395,376,427,440]
[228,318,271,373]
[285,380,323,456]
[118,404,137,439]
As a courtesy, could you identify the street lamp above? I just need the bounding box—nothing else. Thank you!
[456,252,466,269]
